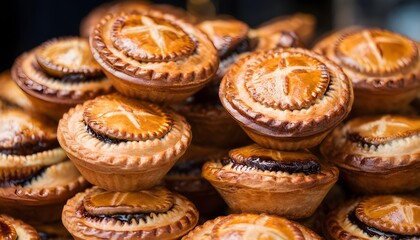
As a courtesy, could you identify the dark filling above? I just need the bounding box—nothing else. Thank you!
[221,157,320,175]
[85,123,126,144]
[78,205,158,224]
[0,166,48,187]
[220,38,252,60]
[167,158,206,176]
[347,133,378,147]
[348,210,419,239]
[0,140,60,156]
[0,221,13,238]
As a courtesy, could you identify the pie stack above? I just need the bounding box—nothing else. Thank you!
[0,1,419,239]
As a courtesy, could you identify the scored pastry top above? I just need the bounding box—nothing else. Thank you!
[91,9,218,86]
[35,37,103,78]
[220,47,353,137]
[83,94,173,141]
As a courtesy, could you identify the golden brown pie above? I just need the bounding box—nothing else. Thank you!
[90,9,218,103]
[202,144,339,219]
[321,115,420,194]
[62,186,199,240]
[313,28,420,115]
[58,94,191,191]
[0,108,88,223]
[183,213,321,240]
[0,71,35,113]
[11,37,113,120]
[0,214,40,240]
[249,13,316,45]
[220,47,353,150]
[80,1,196,38]
[325,195,420,239]
[252,31,301,52]
[165,145,227,216]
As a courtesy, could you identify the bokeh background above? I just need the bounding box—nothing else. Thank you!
[2,0,420,72]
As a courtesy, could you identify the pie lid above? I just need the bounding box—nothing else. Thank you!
[0,109,57,151]
[355,195,420,235]
[111,13,196,62]
[229,144,318,164]
[243,49,330,111]
[35,37,103,78]
[197,18,249,57]
[83,94,173,141]
[346,115,420,145]
[83,187,174,215]
[0,216,17,240]
[210,214,305,239]
[335,28,418,75]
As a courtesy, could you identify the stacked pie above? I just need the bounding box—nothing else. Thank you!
[2,2,420,239]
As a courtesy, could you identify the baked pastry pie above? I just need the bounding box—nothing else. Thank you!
[183,213,321,239]
[11,37,113,120]
[313,28,420,114]
[0,109,88,223]
[0,71,35,113]
[219,47,353,150]
[325,195,420,239]
[165,145,227,216]
[202,144,339,219]
[321,115,420,194]
[252,31,301,52]
[176,85,251,148]
[249,13,316,45]
[62,186,199,240]
[90,9,218,103]
[0,214,40,240]
[58,94,191,191]
[80,1,196,38]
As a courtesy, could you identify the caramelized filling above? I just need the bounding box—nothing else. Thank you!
[221,157,320,175]
[220,38,252,60]
[85,122,125,144]
[0,140,59,156]
[0,220,16,240]
[347,133,379,147]
[348,210,418,239]
[78,204,171,224]
[0,166,47,187]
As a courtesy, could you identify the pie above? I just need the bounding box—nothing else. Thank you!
[321,114,420,194]
[325,195,420,239]
[202,144,338,219]
[219,47,353,150]
[313,28,420,114]
[90,9,218,103]
[62,186,199,240]
[58,94,191,191]
[0,214,40,240]
[11,37,113,120]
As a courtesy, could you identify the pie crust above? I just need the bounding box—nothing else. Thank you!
[90,9,218,103]
[165,145,227,216]
[202,144,338,219]
[0,214,40,240]
[183,213,321,240]
[11,37,113,120]
[321,114,420,194]
[313,28,420,114]
[219,47,353,150]
[80,1,196,38]
[325,196,420,239]
[62,186,199,240]
[57,94,191,191]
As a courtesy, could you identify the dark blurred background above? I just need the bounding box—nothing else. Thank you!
[2,0,420,72]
